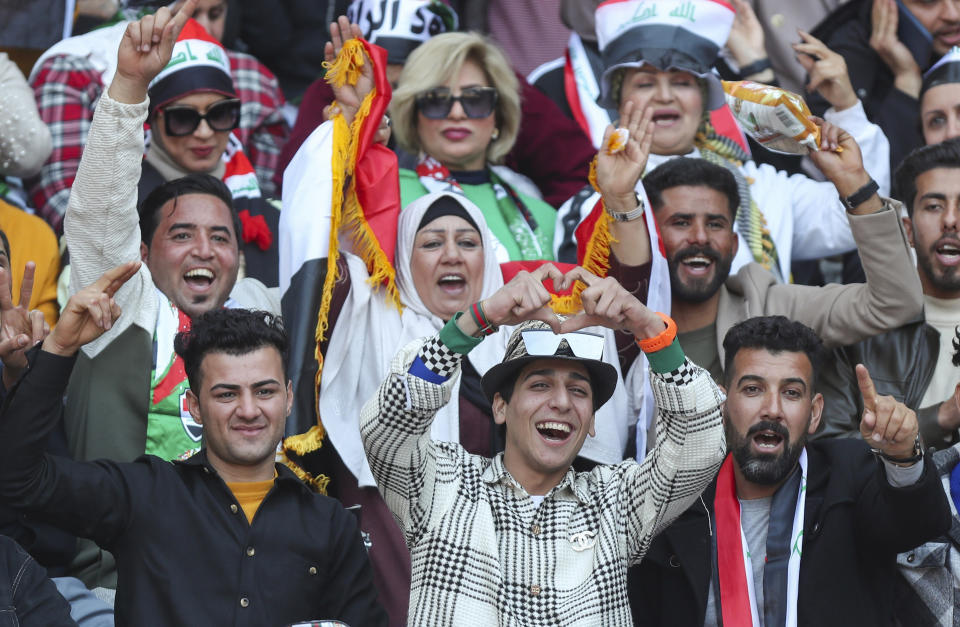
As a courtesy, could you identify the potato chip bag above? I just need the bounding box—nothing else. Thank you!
[722,80,822,155]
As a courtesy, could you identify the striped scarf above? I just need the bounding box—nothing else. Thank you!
[695,115,782,281]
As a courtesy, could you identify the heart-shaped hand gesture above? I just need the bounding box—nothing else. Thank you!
[479,263,566,333]
[558,266,665,340]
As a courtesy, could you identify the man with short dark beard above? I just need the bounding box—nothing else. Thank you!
[639,146,922,386]
[627,316,951,626]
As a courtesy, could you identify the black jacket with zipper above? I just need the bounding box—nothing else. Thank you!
[628,439,950,626]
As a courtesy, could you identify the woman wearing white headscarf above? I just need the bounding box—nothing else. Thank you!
[317,190,510,485]
[281,168,638,490]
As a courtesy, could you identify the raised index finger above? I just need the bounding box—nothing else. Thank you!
[856,364,879,413]
[93,261,141,297]
[170,0,198,33]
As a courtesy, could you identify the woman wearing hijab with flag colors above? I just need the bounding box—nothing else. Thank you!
[139,18,281,287]
[556,0,892,286]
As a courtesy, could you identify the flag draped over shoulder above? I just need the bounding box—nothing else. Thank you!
[278,38,399,493]
[534,155,653,313]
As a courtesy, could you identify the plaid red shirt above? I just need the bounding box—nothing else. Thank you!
[27,49,289,234]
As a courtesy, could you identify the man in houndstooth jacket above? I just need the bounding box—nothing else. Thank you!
[360,262,727,626]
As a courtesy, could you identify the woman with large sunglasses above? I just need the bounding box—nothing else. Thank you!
[138,18,280,286]
[390,32,559,262]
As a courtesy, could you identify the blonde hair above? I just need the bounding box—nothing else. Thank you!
[390,32,520,164]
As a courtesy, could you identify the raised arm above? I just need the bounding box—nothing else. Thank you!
[806,0,921,169]
[63,2,197,355]
[780,36,892,260]
[0,262,142,548]
[595,100,655,267]
[767,123,922,345]
[557,267,726,561]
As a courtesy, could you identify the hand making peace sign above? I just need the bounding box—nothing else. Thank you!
[43,262,141,357]
[558,266,665,340]
[0,262,49,388]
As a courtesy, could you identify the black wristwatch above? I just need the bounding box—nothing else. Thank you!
[841,178,879,211]
[739,57,772,77]
[875,434,923,465]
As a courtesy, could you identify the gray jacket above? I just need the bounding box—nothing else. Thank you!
[896,443,960,627]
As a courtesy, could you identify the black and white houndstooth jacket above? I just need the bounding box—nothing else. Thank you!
[360,334,727,626]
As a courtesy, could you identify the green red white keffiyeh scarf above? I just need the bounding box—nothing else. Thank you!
[145,292,242,461]
[696,116,782,280]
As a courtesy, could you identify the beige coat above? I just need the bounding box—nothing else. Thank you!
[714,198,922,364]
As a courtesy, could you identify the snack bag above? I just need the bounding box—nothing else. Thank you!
[722,80,822,155]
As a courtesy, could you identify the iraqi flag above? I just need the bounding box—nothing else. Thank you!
[278,38,399,493]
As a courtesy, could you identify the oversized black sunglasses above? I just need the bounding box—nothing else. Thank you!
[161,98,242,137]
[415,86,498,119]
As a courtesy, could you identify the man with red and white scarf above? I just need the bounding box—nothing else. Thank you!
[628,315,951,626]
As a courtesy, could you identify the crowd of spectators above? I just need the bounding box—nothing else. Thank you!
[0,0,958,625]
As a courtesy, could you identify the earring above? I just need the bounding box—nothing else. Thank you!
[491,128,500,140]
